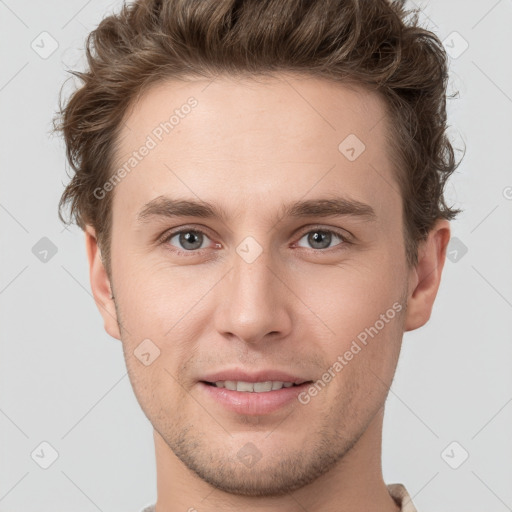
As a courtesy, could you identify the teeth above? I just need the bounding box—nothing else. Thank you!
[213,380,297,392]
[253,381,273,392]
[237,381,255,392]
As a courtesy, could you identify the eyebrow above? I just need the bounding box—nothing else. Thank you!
[136,195,377,224]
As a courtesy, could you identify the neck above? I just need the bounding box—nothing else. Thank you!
[152,407,399,512]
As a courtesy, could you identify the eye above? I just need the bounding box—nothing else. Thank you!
[296,228,347,250]
[164,228,213,252]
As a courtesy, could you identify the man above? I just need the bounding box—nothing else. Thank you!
[56,0,461,510]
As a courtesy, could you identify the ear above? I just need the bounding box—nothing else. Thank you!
[84,225,121,340]
[404,219,451,332]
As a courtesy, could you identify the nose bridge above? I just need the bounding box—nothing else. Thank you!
[234,244,274,306]
[214,238,291,343]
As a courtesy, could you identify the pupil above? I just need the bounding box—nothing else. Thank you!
[181,231,202,250]
[309,231,330,249]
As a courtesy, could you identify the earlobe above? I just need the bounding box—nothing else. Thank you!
[404,219,451,332]
[85,225,121,340]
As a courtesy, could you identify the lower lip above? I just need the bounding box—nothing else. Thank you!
[199,381,312,415]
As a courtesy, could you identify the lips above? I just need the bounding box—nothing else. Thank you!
[200,369,311,386]
[199,380,313,415]
[197,368,315,415]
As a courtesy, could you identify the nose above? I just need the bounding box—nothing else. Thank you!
[213,243,293,346]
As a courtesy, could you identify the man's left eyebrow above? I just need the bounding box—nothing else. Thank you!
[282,197,377,221]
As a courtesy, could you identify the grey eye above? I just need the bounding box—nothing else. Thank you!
[169,230,210,251]
[297,230,344,250]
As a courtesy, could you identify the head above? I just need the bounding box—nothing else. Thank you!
[56,0,460,498]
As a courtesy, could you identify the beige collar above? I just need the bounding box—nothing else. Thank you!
[388,483,419,512]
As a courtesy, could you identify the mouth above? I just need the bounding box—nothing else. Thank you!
[201,380,312,392]
[198,379,314,415]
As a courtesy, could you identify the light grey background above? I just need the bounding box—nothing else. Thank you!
[1,1,511,511]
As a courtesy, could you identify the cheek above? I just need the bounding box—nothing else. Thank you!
[112,257,218,391]
[112,251,205,332]
[294,258,402,337]
[294,257,405,396]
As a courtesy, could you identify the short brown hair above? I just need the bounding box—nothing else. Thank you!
[55,0,462,276]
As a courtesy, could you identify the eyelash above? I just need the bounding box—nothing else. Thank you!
[158,225,351,256]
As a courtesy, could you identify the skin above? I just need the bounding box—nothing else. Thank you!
[84,73,450,512]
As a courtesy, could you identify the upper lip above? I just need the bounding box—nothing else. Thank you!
[201,369,312,385]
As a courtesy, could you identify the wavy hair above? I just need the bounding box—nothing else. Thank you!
[55,0,462,276]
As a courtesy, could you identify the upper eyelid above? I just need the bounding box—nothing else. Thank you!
[158,224,214,243]
[294,225,351,240]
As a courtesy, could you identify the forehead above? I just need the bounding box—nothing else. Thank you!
[120,73,389,152]
[113,73,399,223]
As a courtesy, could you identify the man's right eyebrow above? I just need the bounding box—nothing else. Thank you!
[137,196,229,223]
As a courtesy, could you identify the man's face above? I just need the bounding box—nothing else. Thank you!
[100,74,413,495]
